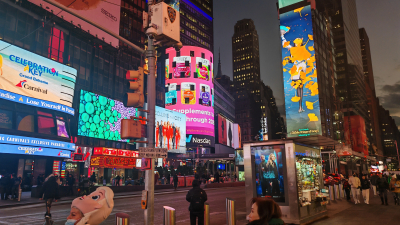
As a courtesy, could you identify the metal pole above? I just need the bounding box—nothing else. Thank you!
[144,35,156,225]
[226,198,236,225]
[116,213,130,225]
[43,0,144,54]
[163,206,176,225]
[204,203,210,225]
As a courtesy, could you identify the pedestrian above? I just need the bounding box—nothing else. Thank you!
[348,173,361,204]
[154,172,159,185]
[11,176,21,200]
[66,206,84,225]
[360,174,370,204]
[0,173,8,200]
[234,173,237,182]
[66,174,75,196]
[166,173,171,185]
[173,173,178,191]
[389,174,400,205]
[39,175,60,218]
[370,173,379,196]
[377,173,389,205]
[342,176,351,201]
[115,175,121,186]
[90,172,96,185]
[186,180,207,225]
[246,198,284,225]
[214,172,220,183]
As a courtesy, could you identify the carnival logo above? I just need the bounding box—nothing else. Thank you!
[16,80,48,94]
[18,146,43,154]
[9,55,59,76]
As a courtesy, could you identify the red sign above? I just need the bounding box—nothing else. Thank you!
[90,156,137,169]
[141,158,152,170]
[344,115,368,156]
[94,147,138,158]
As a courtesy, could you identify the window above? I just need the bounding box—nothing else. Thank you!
[0,109,13,129]
[17,113,34,132]
[38,111,56,135]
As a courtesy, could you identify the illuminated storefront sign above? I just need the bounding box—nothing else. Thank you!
[165,46,214,141]
[93,147,139,158]
[280,5,322,137]
[0,40,76,115]
[0,133,75,151]
[90,156,136,168]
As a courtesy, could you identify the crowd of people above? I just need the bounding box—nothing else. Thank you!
[341,171,400,206]
[0,173,22,201]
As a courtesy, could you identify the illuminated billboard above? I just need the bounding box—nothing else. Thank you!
[78,90,137,142]
[344,115,368,156]
[280,5,322,137]
[0,40,76,115]
[217,114,227,145]
[165,46,214,139]
[155,106,186,154]
[233,124,242,149]
[29,0,121,47]
[278,0,303,8]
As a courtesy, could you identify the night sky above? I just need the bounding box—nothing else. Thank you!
[213,0,400,126]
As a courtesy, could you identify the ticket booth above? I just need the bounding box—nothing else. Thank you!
[244,140,328,224]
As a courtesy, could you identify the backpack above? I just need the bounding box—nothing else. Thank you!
[190,189,204,212]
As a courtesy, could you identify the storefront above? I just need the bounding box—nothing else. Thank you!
[63,146,94,180]
[0,133,75,184]
[244,140,327,225]
[89,147,139,185]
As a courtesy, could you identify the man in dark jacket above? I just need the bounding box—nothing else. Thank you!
[173,173,178,190]
[66,174,75,196]
[39,175,59,218]
[360,174,370,204]
[186,180,207,225]
[370,173,379,196]
[0,174,9,200]
[377,173,389,205]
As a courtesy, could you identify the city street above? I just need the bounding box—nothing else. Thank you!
[1,186,400,225]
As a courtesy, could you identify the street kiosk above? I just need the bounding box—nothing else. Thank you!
[244,140,328,224]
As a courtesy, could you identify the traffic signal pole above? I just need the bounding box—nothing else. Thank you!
[144,36,156,225]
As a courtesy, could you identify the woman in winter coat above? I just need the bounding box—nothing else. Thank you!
[247,198,285,225]
[39,175,60,218]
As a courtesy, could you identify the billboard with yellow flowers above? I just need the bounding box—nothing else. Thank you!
[280,5,322,137]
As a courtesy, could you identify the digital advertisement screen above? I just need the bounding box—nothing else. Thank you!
[280,5,322,137]
[233,124,241,149]
[217,114,227,145]
[235,149,244,165]
[77,90,137,142]
[278,0,303,8]
[226,119,234,148]
[344,115,368,156]
[29,0,121,47]
[253,145,285,202]
[0,40,76,115]
[166,46,214,138]
[218,164,225,170]
[155,106,186,154]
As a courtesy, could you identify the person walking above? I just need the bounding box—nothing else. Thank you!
[377,173,389,205]
[214,172,220,183]
[39,175,60,218]
[186,180,207,225]
[11,175,21,200]
[348,173,361,204]
[342,176,351,201]
[370,173,379,196]
[247,198,284,225]
[389,174,400,205]
[115,175,121,186]
[173,173,178,191]
[66,174,75,196]
[360,174,370,204]
[0,174,9,200]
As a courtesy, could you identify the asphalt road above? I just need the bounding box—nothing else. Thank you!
[0,187,247,225]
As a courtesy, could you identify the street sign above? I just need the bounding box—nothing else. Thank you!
[139,147,168,158]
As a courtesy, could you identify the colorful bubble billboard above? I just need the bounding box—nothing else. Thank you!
[165,46,214,141]
[280,5,322,137]
[78,90,137,142]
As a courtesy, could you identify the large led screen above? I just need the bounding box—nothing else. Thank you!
[280,5,322,137]
[233,124,242,149]
[29,0,121,47]
[217,114,227,146]
[0,40,76,115]
[155,106,186,154]
[278,0,303,8]
[165,46,214,139]
[78,90,137,142]
[253,145,285,202]
[344,115,368,156]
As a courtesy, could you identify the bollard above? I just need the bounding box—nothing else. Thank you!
[226,198,236,225]
[329,185,335,201]
[204,203,210,225]
[163,206,176,225]
[115,213,129,225]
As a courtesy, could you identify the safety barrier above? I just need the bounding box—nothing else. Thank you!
[163,206,176,225]
[204,202,210,225]
[226,198,236,225]
[115,213,130,225]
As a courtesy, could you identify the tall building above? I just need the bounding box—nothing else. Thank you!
[325,0,369,152]
[359,28,383,157]
[378,103,400,159]
[179,0,213,51]
[215,49,234,92]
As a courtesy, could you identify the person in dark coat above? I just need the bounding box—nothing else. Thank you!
[214,172,220,183]
[115,175,121,186]
[360,174,370,204]
[173,173,178,191]
[0,174,9,200]
[186,180,207,225]
[66,174,75,196]
[377,173,389,205]
[342,176,351,201]
[370,173,379,196]
[39,175,60,218]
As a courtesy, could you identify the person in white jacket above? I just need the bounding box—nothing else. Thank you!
[348,174,361,204]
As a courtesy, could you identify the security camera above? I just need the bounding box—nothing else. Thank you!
[174,41,183,51]
[146,27,157,39]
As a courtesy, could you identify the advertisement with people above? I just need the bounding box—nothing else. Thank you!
[233,124,242,149]
[0,40,77,115]
[155,106,186,154]
[253,145,285,202]
[165,46,214,138]
[280,5,322,137]
[226,119,234,147]
[235,149,244,165]
[218,114,227,145]
[29,0,121,47]
[77,90,137,142]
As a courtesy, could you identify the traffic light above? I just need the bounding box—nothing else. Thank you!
[121,119,142,139]
[124,67,145,108]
